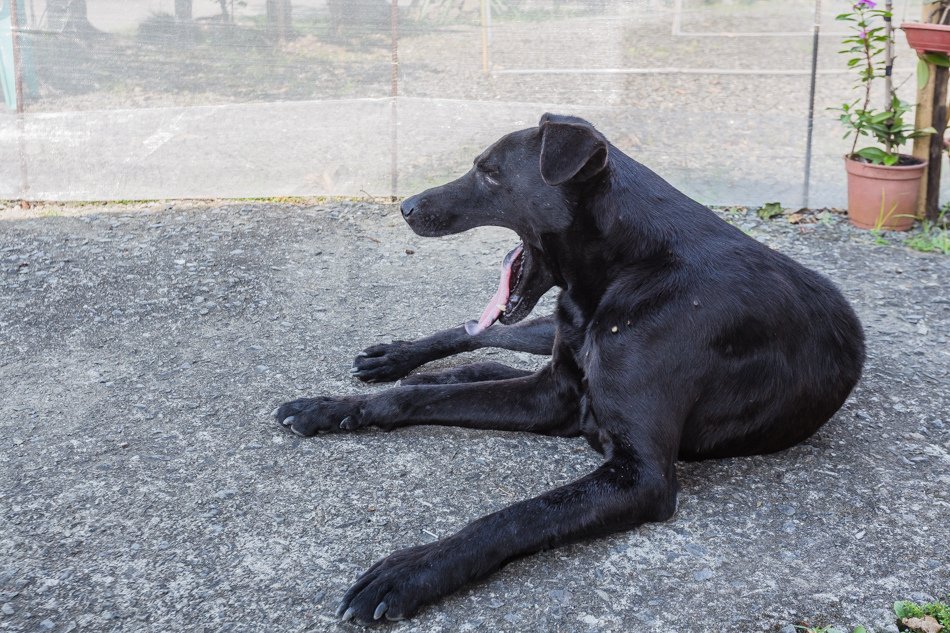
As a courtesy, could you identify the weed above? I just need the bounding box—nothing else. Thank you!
[894,598,950,628]
[757,201,783,220]
[792,598,950,633]
[904,208,950,255]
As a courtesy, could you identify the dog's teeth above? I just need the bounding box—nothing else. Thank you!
[349,367,360,374]
[283,415,296,426]
[374,602,388,620]
[498,304,506,311]
[271,408,279,418]
[357,351,368,357]
[341,607,355,622]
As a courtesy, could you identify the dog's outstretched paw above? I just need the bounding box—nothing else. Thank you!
[273,397,363,436]
[336,542,454,624]
[351,340,422,383]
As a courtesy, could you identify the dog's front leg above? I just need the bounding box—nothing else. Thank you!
[276,361,580,436]
[351,315,557,382]
[336,445,678,623]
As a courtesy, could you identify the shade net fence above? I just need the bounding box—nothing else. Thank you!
[0,0,939,206]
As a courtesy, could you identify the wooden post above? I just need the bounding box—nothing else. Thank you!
[913,4,938,218]
[480,0,489,74]
[276,0,285,41]
[926,65,949,221]
[480,0,492,75]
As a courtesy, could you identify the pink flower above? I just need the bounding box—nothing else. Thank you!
[854,0,876,7]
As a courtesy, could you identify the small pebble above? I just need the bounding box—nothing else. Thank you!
[548,589,569,604]
[694,568,715,581]
[1,603,13,615]
[685,543,707,557]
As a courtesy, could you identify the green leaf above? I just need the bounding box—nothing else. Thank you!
[853,627,867,633]
[883,154,899,166]
[918,58,931,89]
[922,52,950,67]
[855,147,890,164]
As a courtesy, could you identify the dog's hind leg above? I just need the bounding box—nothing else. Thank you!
[351,315,556,383]
[399,361,533,386]
[334,434,679,623]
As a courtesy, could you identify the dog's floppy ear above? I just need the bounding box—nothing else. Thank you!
[539,113,609,186]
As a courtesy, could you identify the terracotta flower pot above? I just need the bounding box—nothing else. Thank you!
[901,22,950,54]
[844,155,926,231]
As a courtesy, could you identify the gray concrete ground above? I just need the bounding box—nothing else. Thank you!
[0,200,948,632]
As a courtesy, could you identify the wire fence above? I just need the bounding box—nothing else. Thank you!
[0,0,940,207]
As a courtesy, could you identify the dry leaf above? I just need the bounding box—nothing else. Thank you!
[788,212,805,224]
[901,615,944,633]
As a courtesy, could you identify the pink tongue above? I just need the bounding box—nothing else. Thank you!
[465,244,523,336]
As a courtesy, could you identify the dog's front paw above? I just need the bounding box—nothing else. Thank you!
[273,397,363,436]
[351,340,422,382]
[336,543,459,623]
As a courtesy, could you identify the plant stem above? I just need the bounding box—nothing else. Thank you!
[852,13,875,158]
[885,0,893,155]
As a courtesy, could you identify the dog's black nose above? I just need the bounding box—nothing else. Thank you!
[400,200,415,218]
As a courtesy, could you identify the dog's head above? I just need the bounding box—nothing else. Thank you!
[400,113,610,333]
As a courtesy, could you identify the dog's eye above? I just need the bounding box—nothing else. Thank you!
[478,168,501,186]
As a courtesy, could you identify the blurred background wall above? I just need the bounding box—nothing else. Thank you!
[0,0,940,207]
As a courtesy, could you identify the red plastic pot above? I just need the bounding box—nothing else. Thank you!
[901,22,950,54]
[844,155,926,231]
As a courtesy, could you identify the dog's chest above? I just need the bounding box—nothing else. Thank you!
[555,292,596,373]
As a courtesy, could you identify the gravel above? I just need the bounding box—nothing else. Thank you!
[0,199,947,632]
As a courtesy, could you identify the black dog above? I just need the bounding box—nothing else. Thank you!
[274,114,865,623]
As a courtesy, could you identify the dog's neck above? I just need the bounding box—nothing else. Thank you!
[540,169,686,319]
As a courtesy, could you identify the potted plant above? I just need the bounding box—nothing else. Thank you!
[837,0,934,231]
[902,1,950,55]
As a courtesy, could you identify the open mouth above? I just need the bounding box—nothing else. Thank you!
[465,243,526,336]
